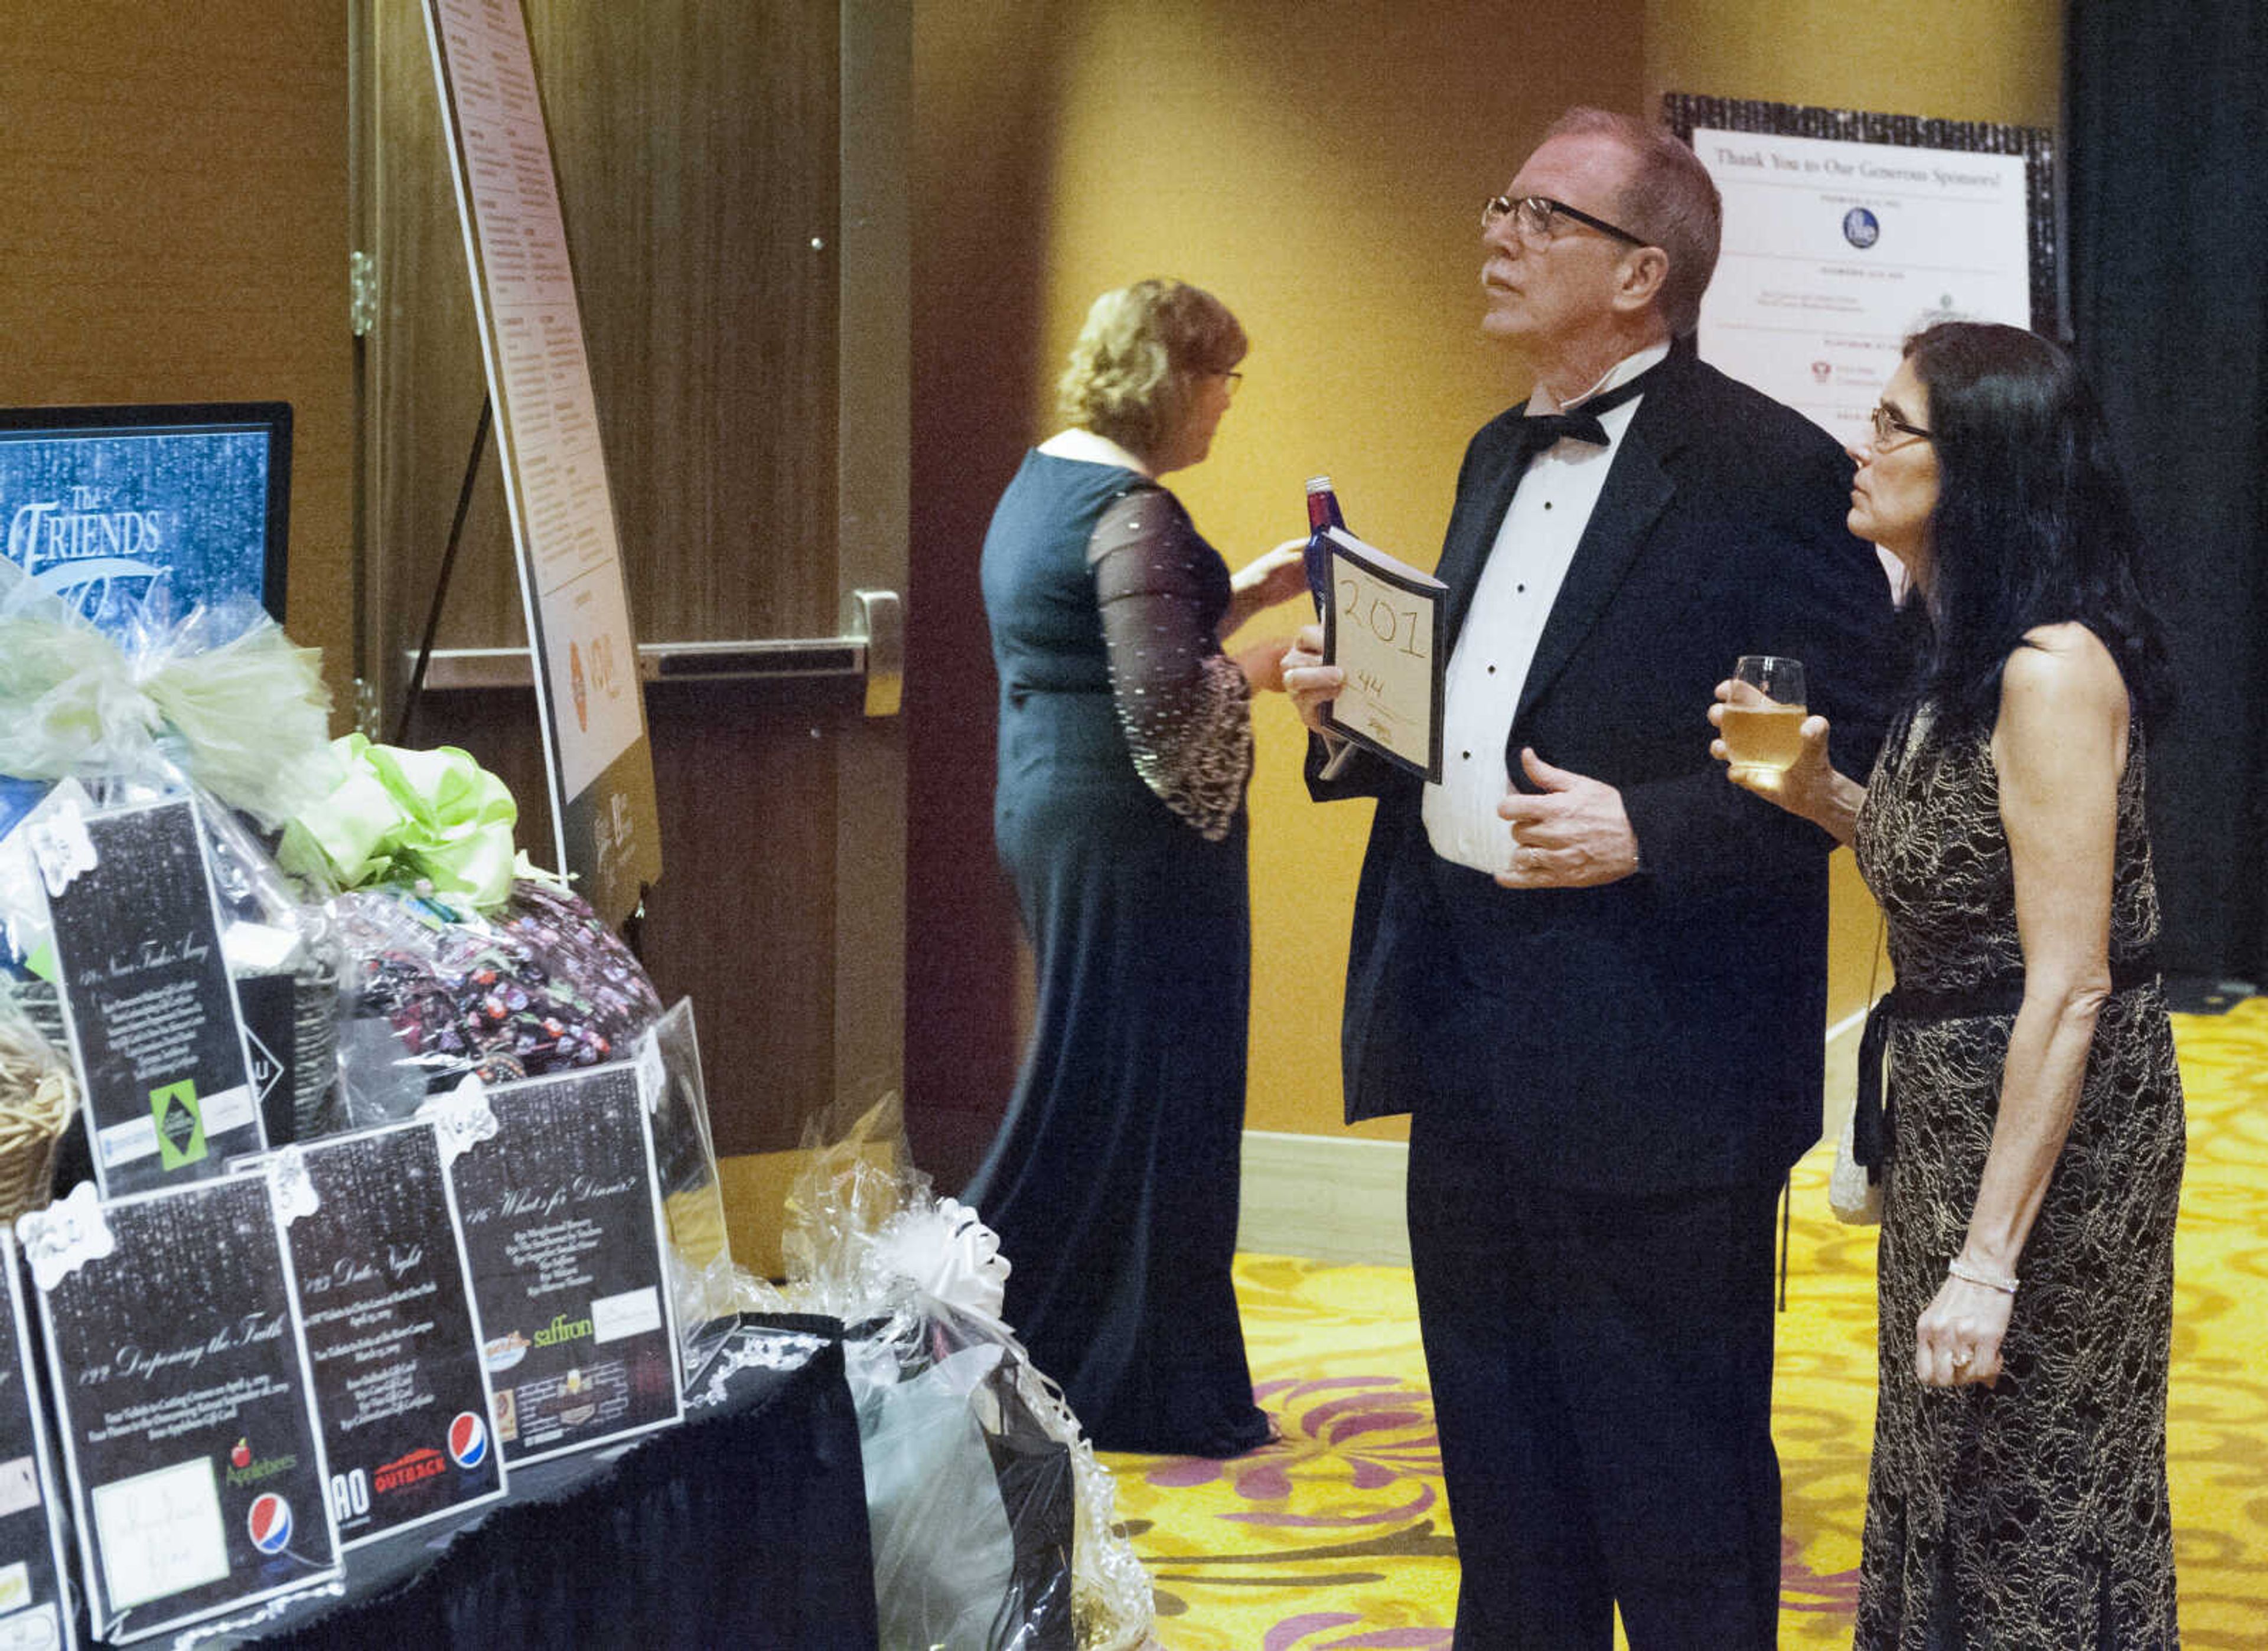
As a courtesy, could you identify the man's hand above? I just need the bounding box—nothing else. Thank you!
[1281,622,1344,735]
[1495,748,1639,888]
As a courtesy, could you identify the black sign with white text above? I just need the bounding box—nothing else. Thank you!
[40,797,265,1194]
[0,1234,73,1651]
[28,1177,337,1643]
[445,1066,680,1466]
[277,1125,506,1545]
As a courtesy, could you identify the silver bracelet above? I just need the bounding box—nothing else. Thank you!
[1947,1255,2018,1296]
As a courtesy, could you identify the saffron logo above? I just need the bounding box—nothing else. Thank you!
[532,1311,594,1349]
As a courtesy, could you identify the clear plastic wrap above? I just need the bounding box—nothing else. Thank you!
[634,997,745,1386]
[782,1095,1155,1651]
[327,877,666,1127]
[0,569,345,1174]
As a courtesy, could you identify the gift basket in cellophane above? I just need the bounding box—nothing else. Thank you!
[0,559,342,1208]
[781,1093,1157,1651]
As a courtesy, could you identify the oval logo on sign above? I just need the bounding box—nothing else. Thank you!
[448,1411,490,1470]
[247,1493,293,1555]
[1842,207,1881,249]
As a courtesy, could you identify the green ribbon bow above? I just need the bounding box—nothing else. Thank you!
[282,734,521,910]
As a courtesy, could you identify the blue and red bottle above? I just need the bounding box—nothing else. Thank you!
[1304,474,1346,614]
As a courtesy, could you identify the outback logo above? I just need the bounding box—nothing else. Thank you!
[483,1331,529,1373]
[533,1312,594,1349]
[373,1448,448,1496]
[226,1437,298,1488]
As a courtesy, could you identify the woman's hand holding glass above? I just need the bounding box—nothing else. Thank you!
[1709,676,1841,833]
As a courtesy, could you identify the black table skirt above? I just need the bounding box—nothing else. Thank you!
[159,1314,877,1651]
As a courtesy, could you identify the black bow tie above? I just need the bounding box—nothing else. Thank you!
[1514,364,1660,456]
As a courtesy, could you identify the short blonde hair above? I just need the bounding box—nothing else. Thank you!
[1057,279,1246,461]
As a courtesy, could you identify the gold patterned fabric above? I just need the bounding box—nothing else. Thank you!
[1852,704,2184,1647]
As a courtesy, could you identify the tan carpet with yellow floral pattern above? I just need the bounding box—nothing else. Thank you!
[1104,1002,2268,1649]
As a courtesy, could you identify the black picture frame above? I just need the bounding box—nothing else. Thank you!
[1662,93,2060,337]
[0,400,292,625]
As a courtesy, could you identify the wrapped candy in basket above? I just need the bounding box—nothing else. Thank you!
[278,736,666,1121]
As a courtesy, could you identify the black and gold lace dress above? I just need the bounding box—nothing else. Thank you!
[1851,698,2185,1649]
[963,451,1269,1458]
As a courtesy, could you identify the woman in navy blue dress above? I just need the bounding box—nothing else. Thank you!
[966,279,1305,1456]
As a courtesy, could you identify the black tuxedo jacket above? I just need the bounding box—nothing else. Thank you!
[1313,345,1899,1192]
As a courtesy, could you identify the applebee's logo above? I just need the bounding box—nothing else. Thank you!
[225,1435,298,1487]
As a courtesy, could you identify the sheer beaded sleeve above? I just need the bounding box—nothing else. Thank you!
[1087,487,1253,840]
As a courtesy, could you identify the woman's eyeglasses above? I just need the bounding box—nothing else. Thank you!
[1868,403,1933,450]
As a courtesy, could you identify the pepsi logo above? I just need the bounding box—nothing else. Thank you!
[448,1411,489,1470]
[247,1493,293,1555]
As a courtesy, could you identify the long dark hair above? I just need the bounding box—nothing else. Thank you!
[1904,321,2172,727]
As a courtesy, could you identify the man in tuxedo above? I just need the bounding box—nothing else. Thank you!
[1285,108,1896,1647]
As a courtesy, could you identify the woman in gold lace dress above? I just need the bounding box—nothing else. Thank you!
[1713,322,2182,1647]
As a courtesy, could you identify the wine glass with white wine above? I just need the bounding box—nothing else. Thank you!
[1722,655,1807,774]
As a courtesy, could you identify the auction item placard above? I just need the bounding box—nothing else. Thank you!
[271,1125,506,1546]
[35,795,265,1195]
[443,1066,682,1465]
[0,1233,76,1651]
[23,1177,337,1644]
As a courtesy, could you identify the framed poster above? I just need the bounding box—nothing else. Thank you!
[267,1124,507,1546]
[1664,94,2055,450]
[436,1065,682,1466]
[22,1178,338,1644]
[0,1234,74,1651]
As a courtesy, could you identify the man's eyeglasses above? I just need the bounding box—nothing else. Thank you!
[1868,403,1932,450]
[1211,369,1244,397]
[1482,194,1646,249]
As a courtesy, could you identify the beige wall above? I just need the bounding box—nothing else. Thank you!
[948,0,2064,1143]
[1643,2,2062,122]
[0,2,354,713]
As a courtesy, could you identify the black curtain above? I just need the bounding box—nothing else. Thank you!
[2068,2,2268,985]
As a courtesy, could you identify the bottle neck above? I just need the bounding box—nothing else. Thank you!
[1306,487,1344,533]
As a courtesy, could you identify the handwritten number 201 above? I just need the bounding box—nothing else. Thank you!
[1336,578,1428,658]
